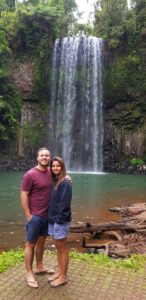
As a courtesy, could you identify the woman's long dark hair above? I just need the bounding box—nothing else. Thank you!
[50,156,66,187]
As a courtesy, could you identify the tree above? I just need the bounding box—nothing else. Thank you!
[94,0,128,47]
[93,0,146,132]
[0,0,9,14]
[133,0,146,95]
[5,0,15,11]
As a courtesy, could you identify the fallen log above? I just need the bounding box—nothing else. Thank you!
[70,203,146,257]
[92,230,122,241]
[82,236,111,256]
[82,236,108,249]
[70,221,146,234]
[109,202,146,219]
[109,243,131,258]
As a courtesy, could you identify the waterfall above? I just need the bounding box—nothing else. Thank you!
[49,36,103,172]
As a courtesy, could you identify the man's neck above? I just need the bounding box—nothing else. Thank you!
[36,164,48,172]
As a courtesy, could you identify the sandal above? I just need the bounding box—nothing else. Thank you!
[26,278,38,288]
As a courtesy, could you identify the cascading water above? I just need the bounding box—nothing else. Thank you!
[49,36,103,172]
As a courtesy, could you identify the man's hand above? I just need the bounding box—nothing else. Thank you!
[21,191,32,221]
[26,214,32,222]
[65,174,72,182]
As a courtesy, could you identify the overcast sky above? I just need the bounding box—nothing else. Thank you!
[75,0,131,24]
[75,0,95,23]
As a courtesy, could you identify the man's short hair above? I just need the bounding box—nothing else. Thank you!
[37,147,51,156]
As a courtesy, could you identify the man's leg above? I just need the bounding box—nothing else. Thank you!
[35,235,55,274]
[35,235,46,271]
[25,241,38,288]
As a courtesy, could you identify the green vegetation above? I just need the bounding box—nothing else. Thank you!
[69,251,146,271]
[0,17,21,150]
[0,0,146,157]
[130,157,145,166]
[1,248,146,274]
[0,248,24,273]
[93,0,146,131]
[23,119,47,155]
[0,0,77,154]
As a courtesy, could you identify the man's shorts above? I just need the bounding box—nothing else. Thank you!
[48,222,70,240]
[26,215,48,243]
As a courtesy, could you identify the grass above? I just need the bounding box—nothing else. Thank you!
[0,248,24,273]
[0,248,146,274]
[69,251,146,271]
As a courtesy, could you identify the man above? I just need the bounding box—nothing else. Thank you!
[21,147,54,288]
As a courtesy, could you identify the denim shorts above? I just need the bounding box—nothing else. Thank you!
[48,222,70,240]
[26,215,48,243]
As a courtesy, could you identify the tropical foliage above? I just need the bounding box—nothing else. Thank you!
[0,0,146,155]
[94,0,146,130]
[0,0,77,152]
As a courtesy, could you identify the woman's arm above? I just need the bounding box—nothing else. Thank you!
[56,180,72,223]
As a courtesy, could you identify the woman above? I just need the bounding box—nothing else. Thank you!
[48,156,72,288]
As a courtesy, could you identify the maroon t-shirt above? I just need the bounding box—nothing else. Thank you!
[21,167,53,217]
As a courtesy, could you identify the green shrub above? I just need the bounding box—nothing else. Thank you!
[130,157,144,167]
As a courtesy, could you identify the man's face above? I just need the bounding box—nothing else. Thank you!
[37,149,51,167]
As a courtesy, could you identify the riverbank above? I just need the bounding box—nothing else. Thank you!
[0,157,146,174]
[105,161,146,175]
[1,248,146,274]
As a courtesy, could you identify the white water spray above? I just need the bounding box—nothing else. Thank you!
[49,36,103,172]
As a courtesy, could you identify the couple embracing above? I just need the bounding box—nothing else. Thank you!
[21,147,72,288]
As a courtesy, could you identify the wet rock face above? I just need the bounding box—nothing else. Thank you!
[11,61,34,98]
[20,102,41,126]
[0,157,36,171]
[8,54,146,171]
[103,117,146,167]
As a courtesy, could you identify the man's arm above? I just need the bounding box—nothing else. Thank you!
[21,191,32,222]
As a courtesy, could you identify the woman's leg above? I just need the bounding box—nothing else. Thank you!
[50,238,68,286]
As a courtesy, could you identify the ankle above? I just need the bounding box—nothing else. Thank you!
[26,272,34,278]
[36,263,43,270]
[58,274,67,281]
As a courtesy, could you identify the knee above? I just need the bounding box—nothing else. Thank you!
[25,241,35,249]
[55,241,68,253]
[36,236,46,247]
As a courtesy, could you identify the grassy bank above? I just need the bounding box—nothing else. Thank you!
[69,251,146,271]
[0,248,24,273]
[1,248,146,274]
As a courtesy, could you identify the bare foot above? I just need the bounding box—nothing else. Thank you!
[48,273,60,282]
[50,277,67,288]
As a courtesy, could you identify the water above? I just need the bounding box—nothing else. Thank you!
[0,171,146,251]
[49,36,103,172]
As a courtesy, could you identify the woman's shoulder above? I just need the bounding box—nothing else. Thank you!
[60,178,72,188]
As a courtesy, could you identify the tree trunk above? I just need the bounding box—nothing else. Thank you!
[18,127,24,158]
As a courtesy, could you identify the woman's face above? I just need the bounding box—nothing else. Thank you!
[51,160,62,175]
